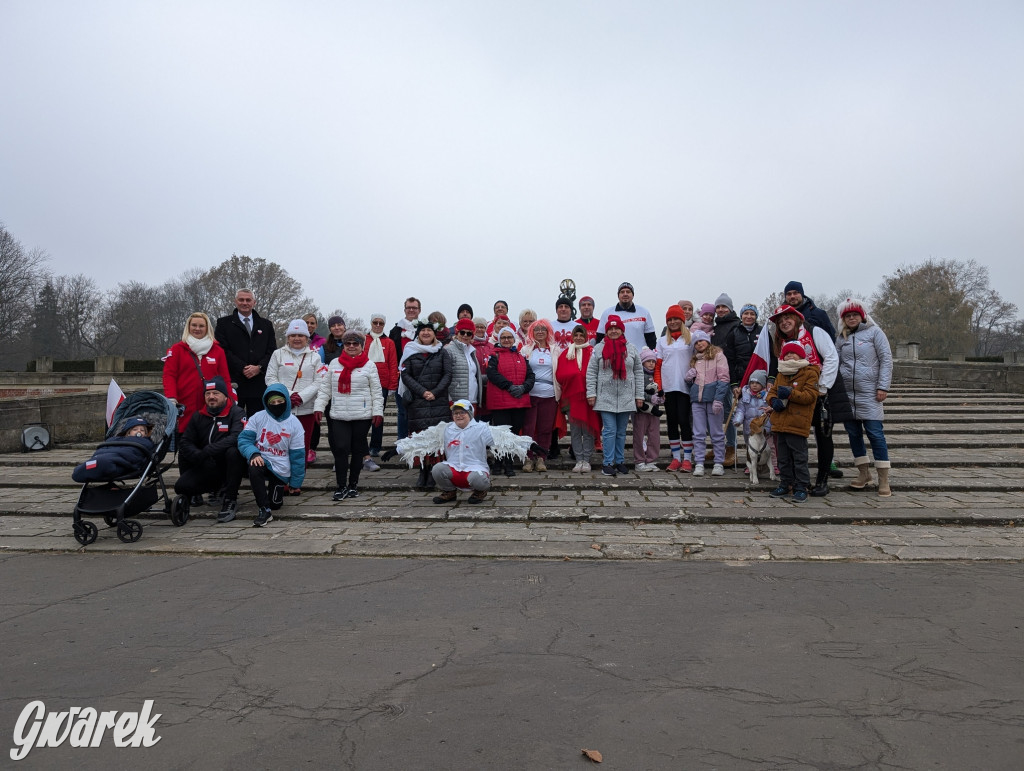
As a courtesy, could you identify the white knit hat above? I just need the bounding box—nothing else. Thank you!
[286,319,309,337]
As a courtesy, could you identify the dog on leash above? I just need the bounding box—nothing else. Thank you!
[745,414,777,485]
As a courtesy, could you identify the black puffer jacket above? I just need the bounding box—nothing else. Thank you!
[725,323,762,386]
[402,350,453,433]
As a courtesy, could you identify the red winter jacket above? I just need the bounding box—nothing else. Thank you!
[162,340,233,432]
[485,346,535,411]
[367,334,400,391]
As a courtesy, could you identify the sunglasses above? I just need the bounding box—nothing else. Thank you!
[457,330,474,337]
[343,341,362,347]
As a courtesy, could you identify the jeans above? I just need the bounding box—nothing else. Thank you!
[600,411,630,467]
[844,420,889,462]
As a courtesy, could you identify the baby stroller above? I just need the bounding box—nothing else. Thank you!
[72,390,184,545]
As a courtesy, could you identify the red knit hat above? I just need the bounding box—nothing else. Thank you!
[837,298,867,321]
[604,315,624,332]
[780,341,806,360]
[454,318,475,333]
[665,304,686,322]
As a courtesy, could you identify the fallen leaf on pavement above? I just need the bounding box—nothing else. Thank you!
[591,544,601,550]
[582,748,603,762]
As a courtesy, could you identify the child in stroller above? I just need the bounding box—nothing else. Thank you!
[71,390,180,546]
[72,418,155,482]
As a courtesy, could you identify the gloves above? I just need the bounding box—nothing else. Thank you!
[712,400,723,415]
[685,368,697,382]
[777,386,792,399]
[313,411,323,424]
[290,392,302,407]
[771,398,786,411]
[371,415,383,428]
[509,385,524,398]
[645,382,657,394]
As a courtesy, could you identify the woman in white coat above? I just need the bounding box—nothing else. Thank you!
[315,330,383,500]
[265,319,326,464]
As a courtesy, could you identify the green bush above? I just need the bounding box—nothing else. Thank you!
[125,359,163,372]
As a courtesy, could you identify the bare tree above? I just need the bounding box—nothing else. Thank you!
[94,281,165,357]
[0,224,49,370]
[199,255,319,333]
[53,274,102,359]
[759,291,784,322]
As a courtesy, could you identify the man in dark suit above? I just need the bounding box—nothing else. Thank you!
[214,288,277,417]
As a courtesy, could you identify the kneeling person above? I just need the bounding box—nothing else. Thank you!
[175,377,247,523]
[238,384,306,527]
[431,400,494,505]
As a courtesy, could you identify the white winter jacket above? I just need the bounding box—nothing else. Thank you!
[265,346,326,416]
[315,359,384,421]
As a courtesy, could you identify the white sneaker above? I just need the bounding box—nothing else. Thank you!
[693,464,705,476]
[572,461,584,472]
[712,463,725,476]
[643,462,658,471]
[581,462,592,472]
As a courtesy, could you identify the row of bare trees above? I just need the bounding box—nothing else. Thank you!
[0,224,363,371]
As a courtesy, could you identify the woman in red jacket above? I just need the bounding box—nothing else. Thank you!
[556,325,601,472]
[363,312,400,467]
[486,327,535,476]
[163,311,232,435]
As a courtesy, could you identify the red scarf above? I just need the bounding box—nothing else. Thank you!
[602,336,628,379]
[336,351,369,394]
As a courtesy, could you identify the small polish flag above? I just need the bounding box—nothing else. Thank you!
[106,379,126,427]
[86,460,97,469]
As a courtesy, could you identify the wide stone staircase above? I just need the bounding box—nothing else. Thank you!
[0,382,1019,532]
[0,383,1021,528]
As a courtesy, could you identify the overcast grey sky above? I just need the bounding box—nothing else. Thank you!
[2,0,1022,329]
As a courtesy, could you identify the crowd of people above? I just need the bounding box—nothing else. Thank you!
[158,280,894,526]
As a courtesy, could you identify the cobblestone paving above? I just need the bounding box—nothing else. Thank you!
[3,515,1022,561]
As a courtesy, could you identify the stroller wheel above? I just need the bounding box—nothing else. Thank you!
[73,521,98,546]
[116,520,143,543]
[170,496,190,527]
[103,513,118,528]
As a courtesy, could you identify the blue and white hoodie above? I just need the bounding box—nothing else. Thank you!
[237,383,306,488]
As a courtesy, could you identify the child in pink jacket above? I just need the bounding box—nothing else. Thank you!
[684,330,730,476]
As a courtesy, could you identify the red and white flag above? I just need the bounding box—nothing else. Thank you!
[105,379,125,427]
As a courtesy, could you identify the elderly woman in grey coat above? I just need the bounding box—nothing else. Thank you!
[835,298,893,497]
[445,318,486,410]
[586,315,644,477]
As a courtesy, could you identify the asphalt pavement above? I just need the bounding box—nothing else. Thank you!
[2,553,1022,769]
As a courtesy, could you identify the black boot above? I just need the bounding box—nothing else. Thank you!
[415,466,431,490]
[424,462,436,490]
[503,458,516,477]
[810,471,830,497]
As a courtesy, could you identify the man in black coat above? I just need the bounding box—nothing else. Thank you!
[711,292,741,467]
[214,288,277,417]
[784,281,837,340]
[175,377,247,522]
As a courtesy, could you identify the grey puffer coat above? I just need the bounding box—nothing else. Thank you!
[586,341,644,413]
[835,321,893,422]
[445,339,485,404]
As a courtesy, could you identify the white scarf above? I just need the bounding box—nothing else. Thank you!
[186,336,213,356]
[778,358,810,376]
[397,317,418,341]
[367,330,386,363]
[565,341,589,371]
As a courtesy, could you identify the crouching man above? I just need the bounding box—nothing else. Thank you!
[175,377,247,523]
[238,384,306,527]
[431,399,493,505]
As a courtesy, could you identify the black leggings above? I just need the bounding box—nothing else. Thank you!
[488,408,526,435]
[248,463,286,511]
[663,391,692,442]
[331,418,371,489]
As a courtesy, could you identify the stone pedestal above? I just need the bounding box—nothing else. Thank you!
[94,356,125,373]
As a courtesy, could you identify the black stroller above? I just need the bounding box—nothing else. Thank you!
[72,390,187,545]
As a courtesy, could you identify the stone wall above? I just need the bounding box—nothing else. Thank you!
[0,392,109,452]
[893,361,1024,394]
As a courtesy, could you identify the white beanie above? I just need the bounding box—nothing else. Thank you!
[286,319,309,337]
